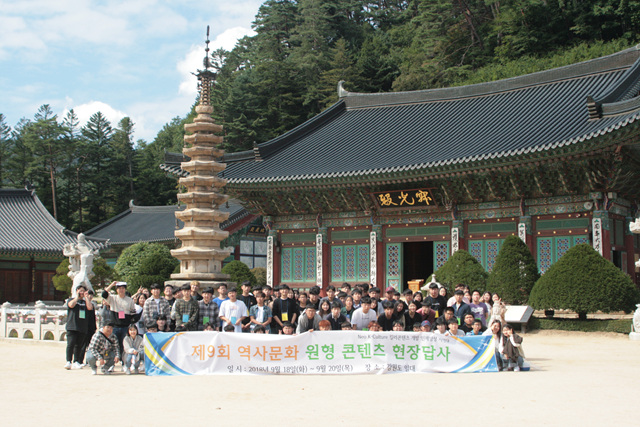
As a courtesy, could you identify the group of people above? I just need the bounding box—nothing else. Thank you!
[65,279,525,374]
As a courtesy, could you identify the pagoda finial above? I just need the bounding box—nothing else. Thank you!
[203,25,211,71]
[196,25,216,106]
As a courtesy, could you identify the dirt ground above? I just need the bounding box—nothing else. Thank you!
[1,330,638,427]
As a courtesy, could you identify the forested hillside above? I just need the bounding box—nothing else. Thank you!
[1,0,639,231]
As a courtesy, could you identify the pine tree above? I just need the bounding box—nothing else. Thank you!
[487,235,539,304]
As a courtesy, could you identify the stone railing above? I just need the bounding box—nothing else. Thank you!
[0,301,68,341]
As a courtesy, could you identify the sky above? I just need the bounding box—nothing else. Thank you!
[0,0,265,143]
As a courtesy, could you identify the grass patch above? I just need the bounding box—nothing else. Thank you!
[528,317,632,334]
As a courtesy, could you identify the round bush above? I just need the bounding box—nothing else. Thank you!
[221,260,256,293]
[487,235,540,304]
[115,242,178,293]
[529,244,640,318]
[434,249,488,293]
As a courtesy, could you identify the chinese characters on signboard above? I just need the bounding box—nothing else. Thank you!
[373,189,435,209]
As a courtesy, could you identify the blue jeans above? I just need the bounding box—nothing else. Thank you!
[112,327,128,359]
[502,355,523,369]
[125,352,144,370]
[86,351,116,373]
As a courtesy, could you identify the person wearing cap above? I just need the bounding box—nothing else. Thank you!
[420,320,432,332]
[197,287,219,331]
[86,322,120,375]
[296,305,321,334]
[171,284,199,331]
[144,283,172,330]
[102,281,135,360]
[219,287,248,333]
[64,284,94,370]
[424,282,446,318]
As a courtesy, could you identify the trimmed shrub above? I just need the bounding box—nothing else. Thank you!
[529,244,640,319]
[487,235,540,304]
[53,259,73,294]
[251,267,267,287]
[221,261,256,293]
[53,257,114,296]
[115,242,178,293]
[434,250,488,293]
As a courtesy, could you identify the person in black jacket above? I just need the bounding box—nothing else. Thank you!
[64,285,94,370]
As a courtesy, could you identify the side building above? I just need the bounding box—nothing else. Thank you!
[85,199,266,270]
[218,47,640,292]
[0,188,109,303]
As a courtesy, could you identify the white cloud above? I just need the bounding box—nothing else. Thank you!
[177,26,256,96]
[64,100,127,129]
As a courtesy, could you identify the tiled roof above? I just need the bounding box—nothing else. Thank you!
[85,200,250,245]
[0,189,109,255]
[223,47,640,185]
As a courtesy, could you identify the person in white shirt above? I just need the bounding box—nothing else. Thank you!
[445,318,465,337]
[219,288,248,333]
[350,296,378,330]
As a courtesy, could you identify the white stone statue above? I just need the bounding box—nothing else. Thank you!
[633,304,640,333]
[63,233,97,297]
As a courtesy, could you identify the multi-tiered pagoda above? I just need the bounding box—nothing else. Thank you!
[167,28,230,289]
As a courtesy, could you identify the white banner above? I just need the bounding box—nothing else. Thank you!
[145,331,498,375]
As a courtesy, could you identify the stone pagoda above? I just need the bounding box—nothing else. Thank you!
[167,27,231,289]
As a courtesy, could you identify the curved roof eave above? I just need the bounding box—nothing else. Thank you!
[228,111,640,186]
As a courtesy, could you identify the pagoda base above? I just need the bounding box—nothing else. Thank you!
[170,272,230,281]
[164,280,233,290]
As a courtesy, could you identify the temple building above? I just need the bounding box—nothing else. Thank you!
[85,199,265,269]
[175,47,640,292]
[0,188,109,303]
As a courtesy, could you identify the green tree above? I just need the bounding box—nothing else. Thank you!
[221,261,257,292]
[0,114,12,187]
[53,256,114,296]
[529,244,640,320]
[53,259,73,294]
[80,112,114,228]
[114,242,178,293]
[251,267,267,287]
[433,249,488,293]
[4,118,32,189]
[486,235,540,304]
[23,105,67,219]
[110,117,136,213]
